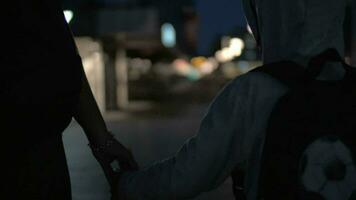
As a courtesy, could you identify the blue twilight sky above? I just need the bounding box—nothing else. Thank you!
[196,0,247,55]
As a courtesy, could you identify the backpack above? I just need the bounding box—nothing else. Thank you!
[232,48,356,200]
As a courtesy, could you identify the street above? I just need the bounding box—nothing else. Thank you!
[63,103,235,200]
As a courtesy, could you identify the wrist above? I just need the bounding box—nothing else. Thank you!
[88,133,116,154]
[86,129,113,145]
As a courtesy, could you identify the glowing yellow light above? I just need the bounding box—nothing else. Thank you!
[191,56,207,68]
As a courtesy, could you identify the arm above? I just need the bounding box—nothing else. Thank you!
[73,68,110,145]
[118,75,255,199]
[57,3,138,189]
[74,67,138,185]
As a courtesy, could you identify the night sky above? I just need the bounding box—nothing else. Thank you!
[196,0,247,55]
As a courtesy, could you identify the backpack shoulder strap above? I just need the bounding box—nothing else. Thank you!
[251,61,306,88]
[231,61,305,200]
[251,48,350,88]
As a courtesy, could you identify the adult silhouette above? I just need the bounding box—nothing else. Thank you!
[2,1,138,199]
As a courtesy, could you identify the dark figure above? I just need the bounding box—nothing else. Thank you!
[115,0,355,199]
[2,1,138,199]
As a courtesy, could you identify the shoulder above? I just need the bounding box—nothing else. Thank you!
[206,69,287,118]
[226,69,288,100]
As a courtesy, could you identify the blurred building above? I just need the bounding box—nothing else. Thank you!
[62,0,197,54]
[60,0,261,112]
[61,0,198,111]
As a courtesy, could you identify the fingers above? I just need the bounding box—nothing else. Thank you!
[107,141,139,171]
[117,156,139,171]
[129,159,139,170]
[119,160,137,171]
[92,150,118,186]
[91,135,139,175]
[116,150,139,171]
[99,158,116,185]
[127,150,139,170]
[110,171,128,200]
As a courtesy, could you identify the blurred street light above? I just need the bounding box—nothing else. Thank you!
[64,10,74,23]
[161,23,177,48]
[215,37,245,63]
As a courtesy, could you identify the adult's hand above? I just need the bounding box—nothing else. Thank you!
[74,69,139,178]
[90,133,139,187]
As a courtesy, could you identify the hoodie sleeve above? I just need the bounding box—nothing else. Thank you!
[118,74,256,200]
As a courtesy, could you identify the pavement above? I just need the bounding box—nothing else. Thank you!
[63,103,235,200]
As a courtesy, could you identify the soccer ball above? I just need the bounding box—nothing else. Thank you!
[300,136,356,200]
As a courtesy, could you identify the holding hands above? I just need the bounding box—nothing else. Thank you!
[89,132,139,200]
[74,72,138,199]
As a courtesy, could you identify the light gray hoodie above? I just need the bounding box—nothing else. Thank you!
[119,0,350,199]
